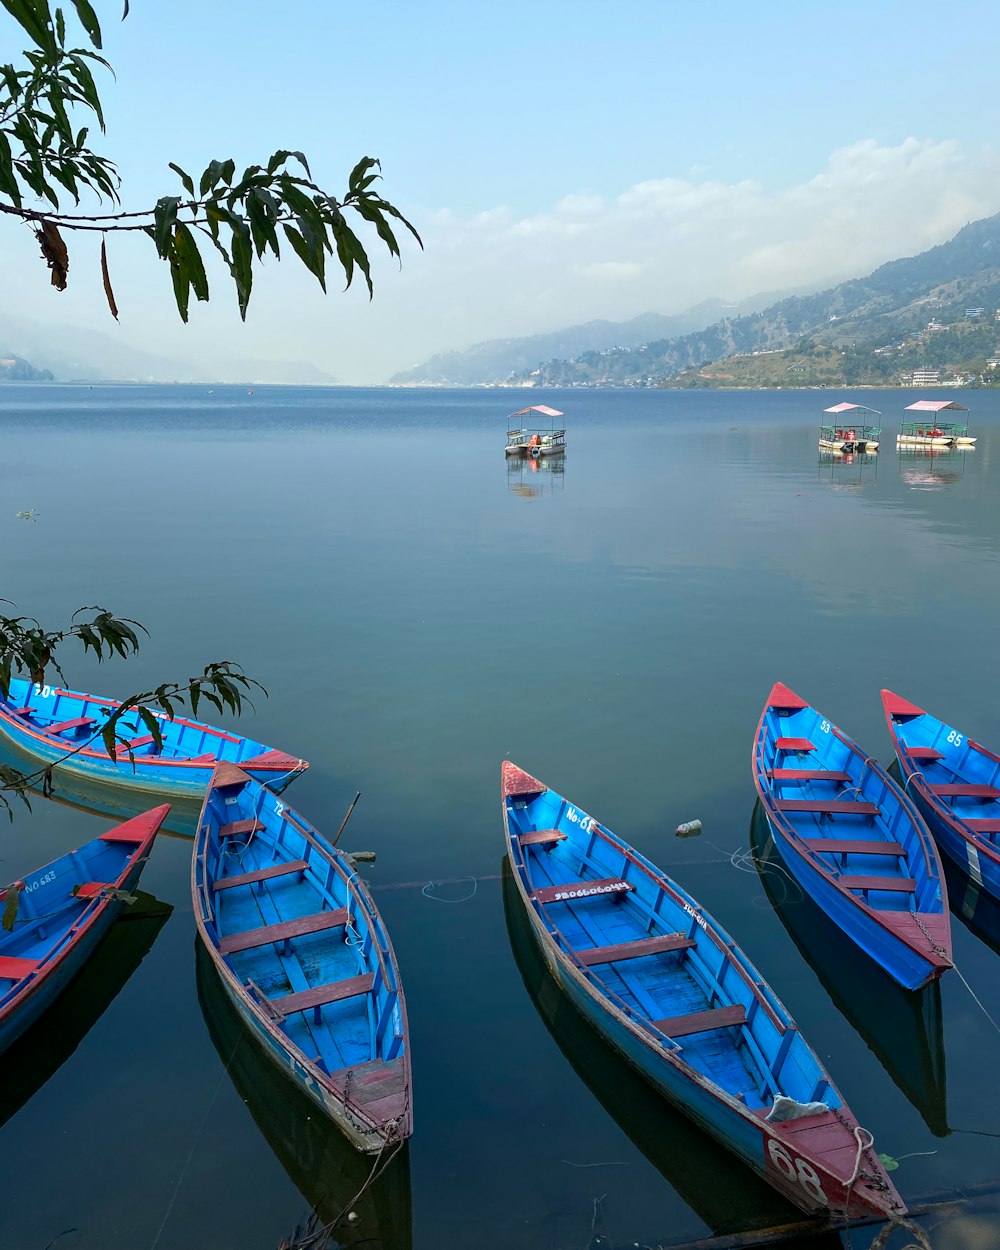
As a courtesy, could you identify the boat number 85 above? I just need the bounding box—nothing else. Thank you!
[946,731,963,747]
[767,1140,827,1205]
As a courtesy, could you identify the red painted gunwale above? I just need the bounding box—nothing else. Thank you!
[502,762,905,1222]
[0,805,167,1027]
[753,684,952,978]
[881,689,1000,873]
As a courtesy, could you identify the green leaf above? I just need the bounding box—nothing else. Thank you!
[168,161,194,196]
[71,0,102,48]
[136,706,163,753]
[152,195,178,259]
[2,886,19,932]
[173,222,209,302]
[878,1153,900,1172]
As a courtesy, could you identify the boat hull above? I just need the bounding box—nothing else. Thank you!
[882,691,1000,907]
[193,767,411,1155]
[752,683,952,991]
[0,678,307,800]
[896,435,953,447]
[0,808,165,1053]
[502,763,904,1223]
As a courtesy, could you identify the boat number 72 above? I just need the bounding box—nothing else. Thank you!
[946,730,963,746]
[819,721,831,734]
[767,1140,827,1205]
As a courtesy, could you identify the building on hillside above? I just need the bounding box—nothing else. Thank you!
[966,307,984,319]
[926,321,948,331]
[910,369,941,385]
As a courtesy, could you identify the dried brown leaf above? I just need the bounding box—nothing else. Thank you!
[36,220,69,290]
[101,236,119,319]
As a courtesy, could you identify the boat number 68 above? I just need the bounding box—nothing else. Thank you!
[767,1140,827,1205]
[946,730,963,747]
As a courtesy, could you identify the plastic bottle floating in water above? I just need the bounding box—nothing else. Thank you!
[675,819,703,838]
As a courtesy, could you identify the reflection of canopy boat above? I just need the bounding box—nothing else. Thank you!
[898,401,975,447]
[752,682,952,991]
[0,890,172,1130]
[501,865,842,1240]
[820,403,880,452]
[501,760,905,1222]
[197,944,412,1250]
[505,405,566,458]
[749,803,948,1137]
[883,690,1000,909]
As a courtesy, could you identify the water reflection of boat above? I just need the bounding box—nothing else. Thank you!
[898,445,971,488]
[750,803,948,1137]
[197,944,412,1250]
[501,863,838,1240]
[0,890,172,1129]
[817,449,878,487]
[0,735,201,838]
[506,452,565,498]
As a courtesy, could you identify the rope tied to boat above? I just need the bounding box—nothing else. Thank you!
[912,912,950,961]
[866,1214,935,1249]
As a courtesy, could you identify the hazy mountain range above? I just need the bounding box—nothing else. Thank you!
[389,292,802,386]
[0,312,337,385]
[511,212,1000,387]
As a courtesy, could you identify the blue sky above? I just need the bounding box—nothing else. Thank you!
[3,1,1000,381]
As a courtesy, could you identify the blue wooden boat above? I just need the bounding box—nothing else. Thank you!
[753,682,952,991]
[0,676,308,800]
[0,891,172,1129]
[197,943,412,1250]
[502,761,905,1222]
[193,764,411,1154]
[750,803,948,1138]
[0,805,167,1054]
[883,689,1000,906]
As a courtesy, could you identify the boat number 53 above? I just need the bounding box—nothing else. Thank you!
[819,721,831,734]
[767,1140,827,1205]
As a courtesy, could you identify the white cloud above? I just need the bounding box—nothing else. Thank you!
[4,137,1000,383]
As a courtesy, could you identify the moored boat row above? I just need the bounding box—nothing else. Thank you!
[8,667,1000,1235]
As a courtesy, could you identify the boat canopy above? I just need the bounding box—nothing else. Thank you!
[823,402,881,416]
[509,405,564,419]
[904,400,968,413]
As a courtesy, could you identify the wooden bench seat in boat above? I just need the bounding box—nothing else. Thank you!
[652,1004,747,1038]
[47,716,96,735]
[74,881,112,899]
[271,971,374,1018]
[774,738,816,752]
[10,706,35,718]
[928,784,1000,799]
[213,859,310,892]
[577,932,695,967]
[964,819,1000,834]
[519,829,567,848]
[219,818,266,839]
[906,746,945,761]
[0,954,41,980]
[115,734,158,755]
[774,799,879,817]
[769,769,852,782]
[840,875,916,894]
[219,907,349,955]
[803,838,905,856]
[534,878,633,905]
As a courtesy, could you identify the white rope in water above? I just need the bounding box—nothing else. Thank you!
[421,876,478,903]
[953,960,1000,1038]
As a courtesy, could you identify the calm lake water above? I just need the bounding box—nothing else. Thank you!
[1,383,1000,1250]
